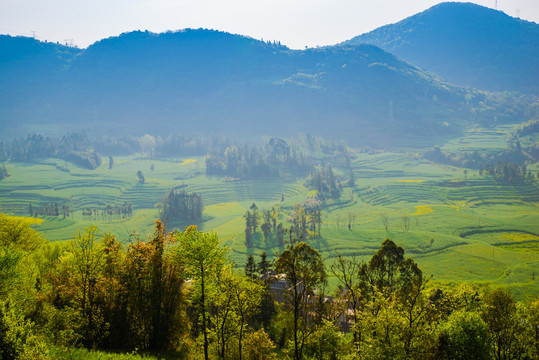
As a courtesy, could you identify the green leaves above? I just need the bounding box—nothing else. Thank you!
[174,225,227,282]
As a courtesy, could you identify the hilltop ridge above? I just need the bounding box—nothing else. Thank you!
[342,2,539,93]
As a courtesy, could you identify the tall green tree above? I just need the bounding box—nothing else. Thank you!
[258,252,271,277]
[174,225,227,360]
[71,226,103,348]
[330,254,363,347]
[275,241,327,360]
[357,238,431,358]
[250,203,259,233]
[136,170,145,184]
[230,271,264,360]
[435,310,491,360]
[481,288,530,360]
[245,254,257,279]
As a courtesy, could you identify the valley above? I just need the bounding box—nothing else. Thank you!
[1,124,537,300]
[1,2,538,358]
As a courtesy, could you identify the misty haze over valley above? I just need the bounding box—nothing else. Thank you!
[0,2,538,359]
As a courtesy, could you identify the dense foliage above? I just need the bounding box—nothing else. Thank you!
[305,164,342,200]
[0,212,537,359]
[0,133,101,170]
[517,119,539,137]
[424,142,538,183]
[206,138,311,180]
[161,190,203,223]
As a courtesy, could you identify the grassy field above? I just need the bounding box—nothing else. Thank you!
[1,127,538,299]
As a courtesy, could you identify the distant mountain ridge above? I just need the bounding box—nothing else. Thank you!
[0,6,536,144]
[342,2,539,94]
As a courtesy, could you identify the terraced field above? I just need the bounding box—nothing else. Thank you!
[1,129,538,299]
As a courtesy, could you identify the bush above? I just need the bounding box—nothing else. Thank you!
[435,310,490,360]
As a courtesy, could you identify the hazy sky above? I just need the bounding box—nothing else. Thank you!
[1,0,537,49]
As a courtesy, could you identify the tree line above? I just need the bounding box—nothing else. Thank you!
[305,164,342,200]
[423,142,538,180]
[80,202,133,221]
[0,213,537,359]
[160,190,203,223]
[28,202,70,218]
[1,132,355,182]
[206,138,312,180]
[484,160,536,184]
[0,132,102,169]
[244,203,285,248]
[244,201,323,249]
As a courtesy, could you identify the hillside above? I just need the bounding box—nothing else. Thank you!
[1,29,529,145]
[343,2,539,94]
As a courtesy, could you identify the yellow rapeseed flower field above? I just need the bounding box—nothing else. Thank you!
[6,216,44,225]
[179,159,197,165]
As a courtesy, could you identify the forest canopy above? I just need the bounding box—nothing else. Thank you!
[0,214,537,360]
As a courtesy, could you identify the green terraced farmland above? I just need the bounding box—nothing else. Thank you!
[1,137,538,300]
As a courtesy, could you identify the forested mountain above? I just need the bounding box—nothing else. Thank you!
[0,5,536,144]
[343,2,539,94]
[0,36,80,132]
[0,32,509,143]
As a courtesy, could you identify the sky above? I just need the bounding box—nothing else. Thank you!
[0,0,538,49]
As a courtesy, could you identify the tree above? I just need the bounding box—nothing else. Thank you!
[275,241,327,360]
[136,170,145,184]
[348,169,355,186]
[358,238,430,358]
[435,310,491,360]
[245,226,253,248]
[360,238,406,299]
[402,216,410,232]
[261,222,271,243]
[302,319,348,360]
[139,134,156,156]
[214,268,241,359]
[245,254,257,279]
[174,225,227,360]
[0,239,26,304]
[270,207,279,232]
[0,163,8,180]
[242,328,277,360]
[0,213,44,252]
[121,220,185,350]
[250,203,259,233]
[481,288,529,360]
[231,272,264,360]
[70,226,103,348]
[0,299,48,359]
[346,212,357,231]
[525,298,538,359]
[258,252,271,277]
[276,224,285,247]
[161,190,203,222]
[330,254,363,346]
[289,205,308,240]
[359,291,407,360]
[382,214,389,232]
[213,269,265,360]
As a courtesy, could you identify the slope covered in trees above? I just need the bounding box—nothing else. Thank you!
[343,2,539,94]
[0,214,537,359]
[1,26,536,144]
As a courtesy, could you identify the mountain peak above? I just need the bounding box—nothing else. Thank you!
[342,1,539,93]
